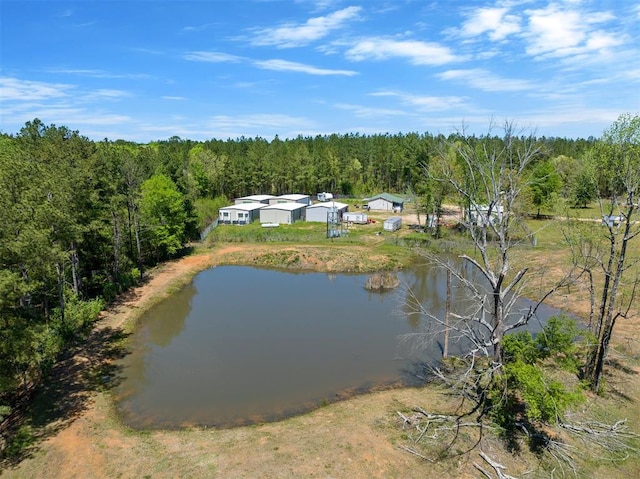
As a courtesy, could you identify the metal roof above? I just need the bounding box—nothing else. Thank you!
[276,194,310,201]
[306,201,348,209]
[220,203,266,211]
[236,194,276,201]
[262,202,307,211]
[363,193,404,204]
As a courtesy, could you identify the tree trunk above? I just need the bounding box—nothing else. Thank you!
[587,205,635,392]
[132,202,144,280]
[492,280,505,365]
[70,241,80,296]
[19,263,31,308]
[127,200,134,261]
[112,210,120,278]
[55,262,65,326]
[443,268,451,359]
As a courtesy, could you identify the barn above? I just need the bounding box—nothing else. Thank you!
[259,203,306,225]
[234,194,275,205]
[364,193,404,212]
[305,201,348,222]
[269,194,311,206]
[218,203,265,225]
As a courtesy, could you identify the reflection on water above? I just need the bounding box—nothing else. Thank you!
[115,263,563,429]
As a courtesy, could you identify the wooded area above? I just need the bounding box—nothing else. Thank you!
[0,116,636,450]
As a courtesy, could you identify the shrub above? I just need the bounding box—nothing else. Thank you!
[489,315,585,434]
[536,315,581,372]
[503,331,539,364]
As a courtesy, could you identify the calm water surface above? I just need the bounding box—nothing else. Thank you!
[115,264,561,429]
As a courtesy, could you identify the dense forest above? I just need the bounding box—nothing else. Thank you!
[0,117,608,422]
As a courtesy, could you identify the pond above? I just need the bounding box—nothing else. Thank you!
[114,263,564,429]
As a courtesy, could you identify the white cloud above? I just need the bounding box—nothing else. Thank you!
[370,90,468,111]
[0,77,71,100]
[88,89,130,100]
[183,23,216,33]
[183,51,245,63]
[255,59,357,76]
[523,3,621,59]
[0,77,134,135]
[459,7,521,41]
[437,69,534,92]
[182,50,357,76]
[162,96,186,101]
[334,103,408,118]
[345,38,464,66]
[250,6,361,48]
[45,68,151,80]
[3,103,132,127]
[514,106,624,133]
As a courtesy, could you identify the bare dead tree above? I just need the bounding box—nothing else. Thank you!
[414,121,564,364]
[579,114,640,392]
[398,121,576,425]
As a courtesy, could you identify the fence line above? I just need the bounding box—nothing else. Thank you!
[200,219,219,241]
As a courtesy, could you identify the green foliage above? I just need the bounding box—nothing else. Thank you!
[536,315,581,372]
[503,331,539,364]
[50,291,104,340]
[210,221,328,244]
[0,404,11,422]
[490,316,585,432]
[491,360,583,425]
[3,424,36,457]
[528,160,562,216]
[140,173,189,258]
[194,195,229,230]
[571,170,598,208]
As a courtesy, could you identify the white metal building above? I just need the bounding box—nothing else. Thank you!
[259,202,306,224]
[269,194,311,206]
[305,201,348,222]
[234,194,276,205]
[364,193,404,212]
[219,203,265,224]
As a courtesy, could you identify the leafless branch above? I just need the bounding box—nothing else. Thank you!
[478,451,519,479]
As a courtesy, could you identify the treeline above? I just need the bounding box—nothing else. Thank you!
[0,118,600,420]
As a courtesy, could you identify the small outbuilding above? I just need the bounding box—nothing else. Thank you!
[269,194,311,206]
[383,216,402,232]
[343,212,368,224]
[305,201,348,222]
[602,215,624,227]
[219,203,265,225]
[364,193,404,212]
[259,202,306,225]
[234,194,276,205]
[468,204,504,226]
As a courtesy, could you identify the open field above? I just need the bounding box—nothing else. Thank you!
[2,210,639,479]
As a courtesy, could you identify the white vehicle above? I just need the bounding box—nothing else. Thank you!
[317,192,334,201]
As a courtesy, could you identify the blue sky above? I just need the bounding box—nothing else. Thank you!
[1,0,638,142]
